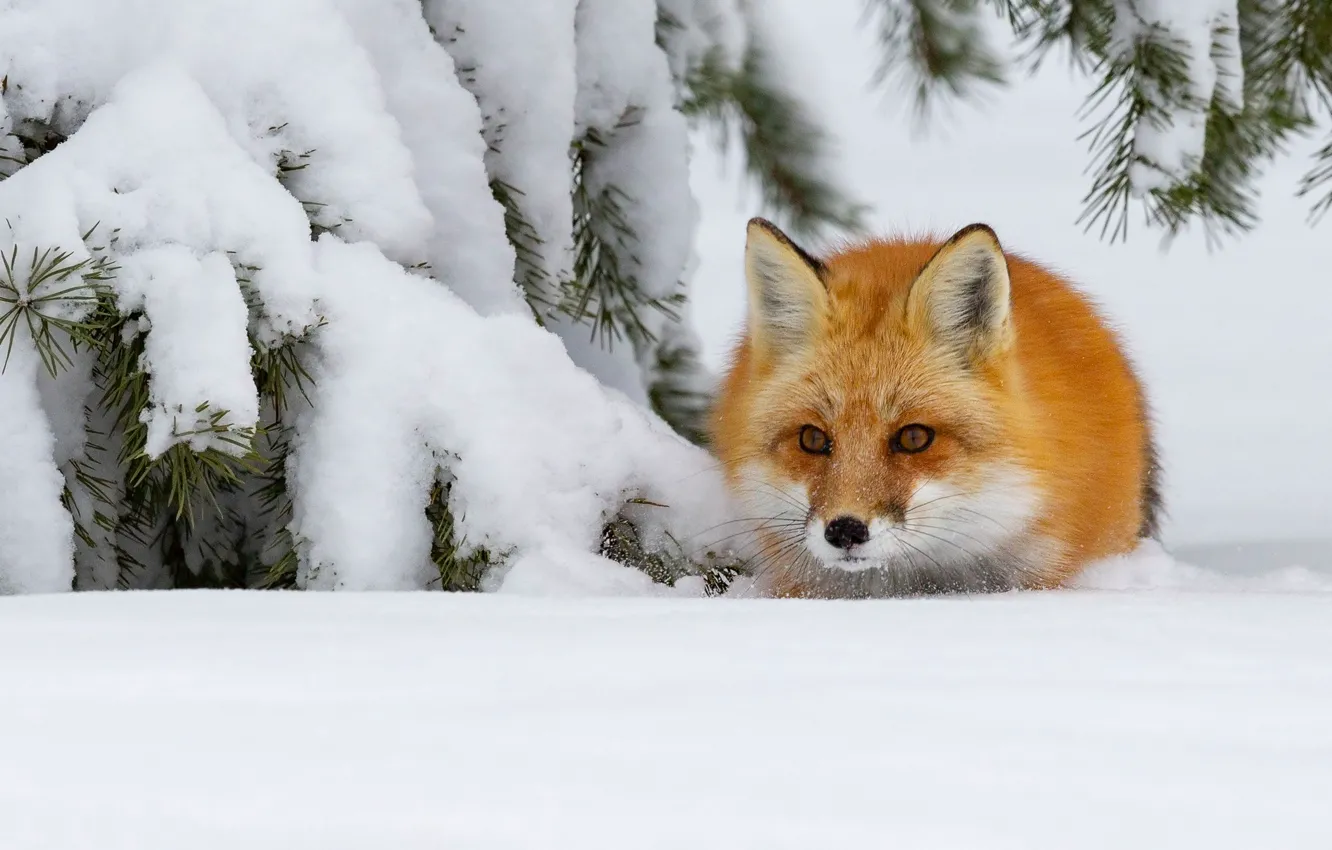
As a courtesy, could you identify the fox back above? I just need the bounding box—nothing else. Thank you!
[710,219,1161,598]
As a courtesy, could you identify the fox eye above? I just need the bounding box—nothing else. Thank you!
[892,424,934,454]
[798,425,831,455]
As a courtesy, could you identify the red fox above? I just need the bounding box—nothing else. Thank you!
[710,218,1161,598]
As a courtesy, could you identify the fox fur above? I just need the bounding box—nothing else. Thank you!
[710,218,1162,598]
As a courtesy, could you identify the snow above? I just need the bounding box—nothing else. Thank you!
[336,0,526,318]
[408,0,705,405]
[2,0,427,258]
[574,0,695,296]
[1073,539,1332,592]
[1,572,1331,849]
[288,236,735,590]
[0,0,746,591]
[493,543,703,597]
[565,0,699,399]
[423,0,579,303]
[0,1,1329,841]
[0,0,1320,587]
[1109,0,1244,194]
[0,62,313,463]
[0,340,73,593]
[0,0,524,315]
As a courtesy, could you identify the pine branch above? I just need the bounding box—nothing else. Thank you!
[248,340,316,589]
[1287,0,1332,219]
[863,0,1008,111]
[427,17,565,321]
[683,42,868,241]
[1,115,330,596]
[0,113,68,179]
[272,137,355,238]
[1074,13,1197,242]
[87,287,259,574]
[0,239,115,378]
[424,473,494,591]
[489,176,558,321]
[1300,132,1332,220]
[566,112,682,349]
[647,332,712,447]
[990,0,1115,66]
[600,508,746,596]
[60,457,115,559]
[987,0,1332,243]
[252,426,300,589]
[1151,1,1319,241]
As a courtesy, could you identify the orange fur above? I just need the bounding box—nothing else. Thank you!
[710,219,1160,598]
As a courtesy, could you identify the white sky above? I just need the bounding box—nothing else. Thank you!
[686,0,1332,548]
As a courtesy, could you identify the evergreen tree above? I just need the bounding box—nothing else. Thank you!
[0,0,803,593]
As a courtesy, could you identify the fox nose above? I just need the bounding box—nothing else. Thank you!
[824,516,870,549]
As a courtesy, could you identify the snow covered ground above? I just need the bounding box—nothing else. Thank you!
[2,577,1331,850]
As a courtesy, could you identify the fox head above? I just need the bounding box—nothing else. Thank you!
[712,218,1043,595]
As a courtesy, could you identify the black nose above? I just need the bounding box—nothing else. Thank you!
[824,516,870,549]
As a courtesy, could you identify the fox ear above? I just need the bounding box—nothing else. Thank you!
[744,217,828,360]
[906,223,1013,363]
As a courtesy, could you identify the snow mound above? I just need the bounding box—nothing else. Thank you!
[1075,538,1332,594]
[293,235,735,590]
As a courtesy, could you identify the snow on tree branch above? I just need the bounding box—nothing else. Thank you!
[681,2,868,241]
[1109,0,1244,196]
[0,0,748,594]
[422,0,577,315]
[0,337,74,592]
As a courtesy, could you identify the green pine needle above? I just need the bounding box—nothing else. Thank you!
[683,43,868,241]
[864,0,1008,112]
[0,243,116,378]
[647,334,713,447]
[599,509,747,596]
[424,477,494,591]
[566,112,683,349]
[489,176,558,320]
[982,0,1332,245]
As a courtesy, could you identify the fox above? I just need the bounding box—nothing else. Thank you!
[710,218,1162,598]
